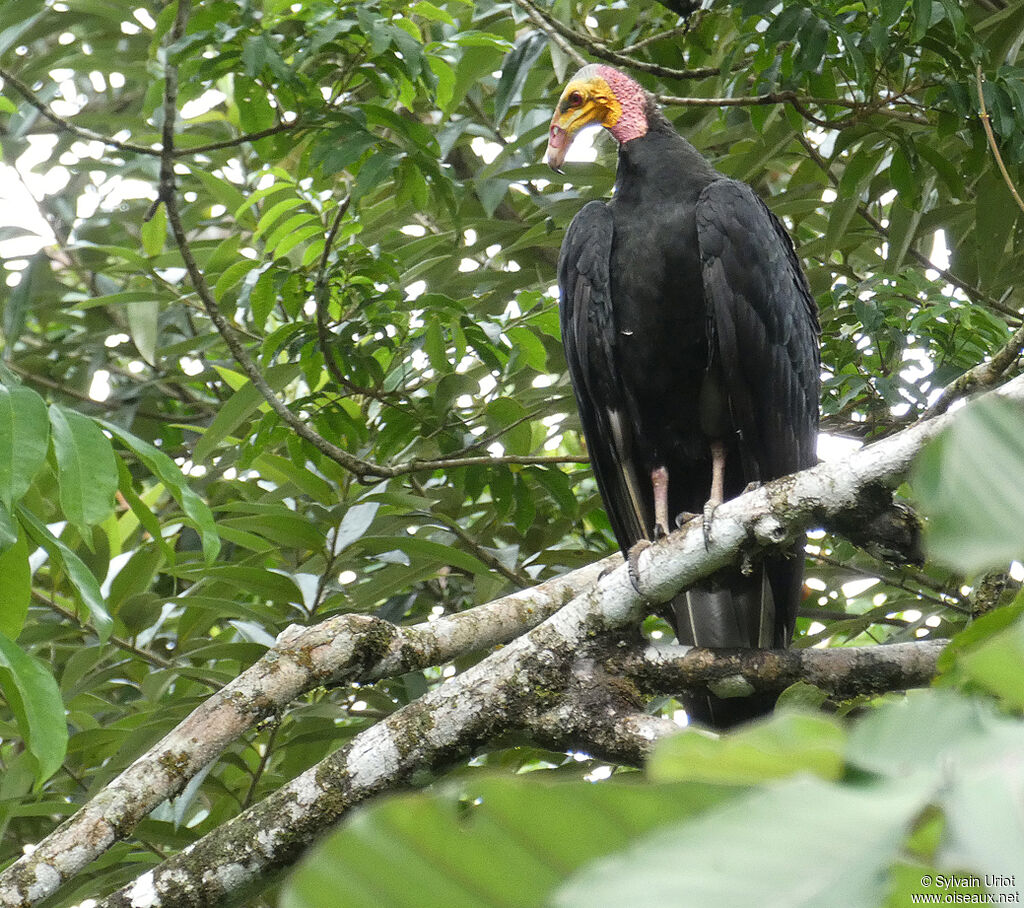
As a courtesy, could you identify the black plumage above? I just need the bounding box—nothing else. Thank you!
[552,71,820,728]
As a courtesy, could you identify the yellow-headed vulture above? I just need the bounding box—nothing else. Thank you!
[549,65,820,728]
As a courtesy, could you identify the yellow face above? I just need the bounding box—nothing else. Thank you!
[546,75,621,171]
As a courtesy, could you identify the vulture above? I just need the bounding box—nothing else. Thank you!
[549,64,820,728]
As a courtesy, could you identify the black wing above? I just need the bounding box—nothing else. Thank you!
[558,201,648,551]
[696,179,820,482]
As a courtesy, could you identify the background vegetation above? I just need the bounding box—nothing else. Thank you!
[1,0,1023,904]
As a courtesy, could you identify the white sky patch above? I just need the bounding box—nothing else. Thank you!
[564,126,598,164]
[88,369,111,402]
[470,136,502,165]
[841,577,879,599]
[179,356,204,376]
[0,167,54,257]
[817,432,861,462]
[1011,561,1024,582]
[405,279,426,300]
[133,7,158,29]
[181,89,226,120]
[400,224,426,237]
[926,228,951,281]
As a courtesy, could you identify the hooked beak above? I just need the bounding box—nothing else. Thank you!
[546,122,571,172]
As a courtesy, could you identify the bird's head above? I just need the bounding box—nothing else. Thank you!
[546,64,649,172]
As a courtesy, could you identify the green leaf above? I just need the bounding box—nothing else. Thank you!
[0,526,30,638]
[428,55,456,113]
[554,777,931,908]
[141,202,167,257]
[647,712,845,785]
[846,688,999,777]
[0,382,49,508]
[101,420,221,563]
[330,502,380,554]
[281,778,733,908]
[193,363,302,462]
[19,506,113,640]
[2,252,46,359]
[494,31,547,125]
[411,1,455,25]
[125,297,159,364]
[912,396,1024,573]
[250,270,277,331]
[0,633,67,786]
[49,405,119,534]
[974,169,1018,289]
[956,617,1024,709]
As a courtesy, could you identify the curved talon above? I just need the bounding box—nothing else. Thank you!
[742,480,762,495]
[674,510,700,529]
[702,501,717,549]
[627,539,653,596]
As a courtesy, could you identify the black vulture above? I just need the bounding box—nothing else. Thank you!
[548,64,820,728]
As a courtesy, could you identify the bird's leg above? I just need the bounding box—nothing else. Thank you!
[651,466,670,539]
[703,441,727,547]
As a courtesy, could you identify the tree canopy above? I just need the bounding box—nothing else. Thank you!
[1,0,1024,905]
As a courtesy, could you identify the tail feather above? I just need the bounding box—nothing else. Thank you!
[671,553,800,729]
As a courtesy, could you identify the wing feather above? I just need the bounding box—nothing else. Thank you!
[696,179,820,481]
[558,201,649,550]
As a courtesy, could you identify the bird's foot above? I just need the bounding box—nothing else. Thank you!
[742,480,762,495]
[653,521,670,540]
[740,551,755,576]
[626,539,653,596]
[702,501,718,549]
[674,510,700,529]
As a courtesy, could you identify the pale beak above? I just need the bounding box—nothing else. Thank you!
[546,122,571,172]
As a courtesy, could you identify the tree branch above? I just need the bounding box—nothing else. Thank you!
[976,65,1024,217]
[511,0,731,79]
[0,555,617,907]
[81,373,1024,908]
[618,639,945,702]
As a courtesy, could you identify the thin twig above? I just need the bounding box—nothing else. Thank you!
[0,66,157,156]
[511,0,725,79]
[976,64,1024,216]
[793,132,1021,320]
[409,477,532,588]
[660,90,928,127]
[32,591,191,676]
[619,24,695,55]
[0,65,302,159]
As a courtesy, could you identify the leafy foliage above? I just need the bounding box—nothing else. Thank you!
[1,0,1023,903]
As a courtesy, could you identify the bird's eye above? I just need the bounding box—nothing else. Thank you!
[567,91,583,107]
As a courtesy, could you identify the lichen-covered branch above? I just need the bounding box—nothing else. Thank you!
[0,556,615,908]
[83,374,1024,908]
[619,639,946,702]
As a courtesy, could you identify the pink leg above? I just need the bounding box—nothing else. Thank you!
[709,441,726,506]
[651,466,670,538]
